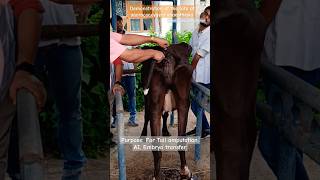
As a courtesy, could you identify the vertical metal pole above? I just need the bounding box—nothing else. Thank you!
[172,0,178,44]
[111,0,117,32]
[17,89,44,180]
[170,111,174,127]
[195,106,203,161]
[115,91,126,180]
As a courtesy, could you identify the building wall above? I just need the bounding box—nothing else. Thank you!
[112,0,210,37]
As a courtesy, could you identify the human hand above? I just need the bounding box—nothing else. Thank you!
[9,71,47,111]
[152,37,169,49]
[152,50,165,63]
[112,83,125,96]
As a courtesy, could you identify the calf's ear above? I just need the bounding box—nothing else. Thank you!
[167,43,192,64]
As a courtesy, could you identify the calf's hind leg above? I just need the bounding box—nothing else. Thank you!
[173,65,193,179]
[149,75,166,180]
[162,112,171,136]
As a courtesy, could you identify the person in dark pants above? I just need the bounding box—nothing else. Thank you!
[213,1,267,179]
[7,1,93,179]
[0,1,46,180]
[258,0,320,179]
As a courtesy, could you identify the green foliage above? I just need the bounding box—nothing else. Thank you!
[39,5,107,158]
[164,30,193,45]
[254,0,263,8]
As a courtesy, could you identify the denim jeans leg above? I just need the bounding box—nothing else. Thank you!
[46,46,86,178]
[258,82,309,180]
[191,83,210,131]
[122,76,137,123]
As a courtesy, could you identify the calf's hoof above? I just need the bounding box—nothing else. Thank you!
[162,130,171,136]
[180,166,192,179]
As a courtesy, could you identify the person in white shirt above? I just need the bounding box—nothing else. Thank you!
[186,8,211,138]
[258,0,320,179]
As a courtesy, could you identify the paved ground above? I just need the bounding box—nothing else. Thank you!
[5,159,107,180]
[5,111,319,180]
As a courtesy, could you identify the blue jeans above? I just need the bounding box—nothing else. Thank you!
[258,66,320,180]
[191,83,210,132]
[36,45,86,177]
[121,76,137,123]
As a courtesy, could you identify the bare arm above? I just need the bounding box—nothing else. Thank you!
[10,7,46,109]
[114,63,123,82]
[16,9,41,65]
[49,0,101,4]
[259,0,282,25]
[191,53,202,70]
[120,34,169,48]
[120,49,165,63]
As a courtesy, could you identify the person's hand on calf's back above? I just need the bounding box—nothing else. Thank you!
[152,50,165,63]
[153,37,169,49]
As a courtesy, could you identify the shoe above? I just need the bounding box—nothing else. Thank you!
[186,128,196,136]
[111,122,116,128]
[201,131,210,139]
[128,121,139,127]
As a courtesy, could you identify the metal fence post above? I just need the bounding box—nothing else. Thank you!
[17,89,44,180]
[195,108,203,161]
[170,112,175,127]
[190,81,210,162]
[115,91,126,180]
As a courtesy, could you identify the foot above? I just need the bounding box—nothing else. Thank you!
[128,121,139,127]
[201,131,210,138]
[162,129,171,136]
[180,166,192,179]
[186,128,196,136]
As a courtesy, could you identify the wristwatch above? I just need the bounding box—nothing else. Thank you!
[15,62,36,75]
[15,62,44,82]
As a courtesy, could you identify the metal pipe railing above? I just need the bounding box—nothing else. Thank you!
[190,81,210,162]
[261,60,320,112]
[115,91,126,180]
[17,89,45,180]
[256,102,320,165]
[259,60,320,165]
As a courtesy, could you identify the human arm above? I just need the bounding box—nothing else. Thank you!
[192,32,209,70]
[9,0,46,110]
[191,53,202,70]
[111,58,125,95]
[119,49,165,63]
[111,32,165,64]
[114,61,123,83]
[120,34,169,49]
